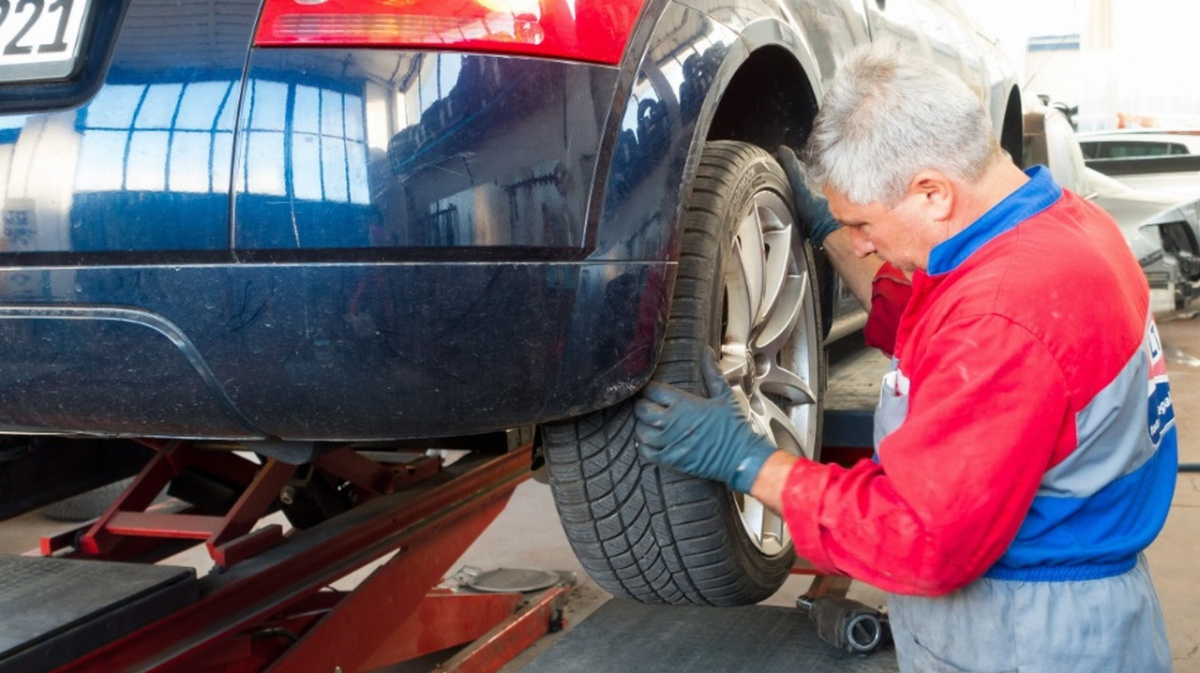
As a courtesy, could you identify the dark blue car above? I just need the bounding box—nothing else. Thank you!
[0,0,1022,605]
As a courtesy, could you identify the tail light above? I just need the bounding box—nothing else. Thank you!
[255,0,648,65]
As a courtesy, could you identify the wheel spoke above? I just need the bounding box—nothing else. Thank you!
[754,272,806,357]
[760,507,785,554]
[741,496,766,548]
[735,209,765,328]
[761,364,816,407]
[731,385,763,436]
[759,221,792,329]
[719,345,750,381]
[725,241,753,345]
[762,393,809,458]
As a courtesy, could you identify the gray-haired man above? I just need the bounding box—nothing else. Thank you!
[634,43,1175,672]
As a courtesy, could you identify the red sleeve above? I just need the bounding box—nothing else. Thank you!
[781,315,1073,596]
[862,262,912,357]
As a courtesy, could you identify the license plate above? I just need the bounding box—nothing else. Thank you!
[0,0,91,83]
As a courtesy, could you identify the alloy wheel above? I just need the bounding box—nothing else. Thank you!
[720,189,821,557]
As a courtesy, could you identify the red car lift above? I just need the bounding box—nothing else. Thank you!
[6,440,569,673]
[2,339,892,673]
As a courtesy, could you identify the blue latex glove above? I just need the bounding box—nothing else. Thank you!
[776,146,840,247]
[634,351,778,493]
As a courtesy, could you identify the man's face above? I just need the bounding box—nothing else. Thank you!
[823,184,941,272]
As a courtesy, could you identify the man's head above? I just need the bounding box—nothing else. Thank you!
[804,42,1014,271]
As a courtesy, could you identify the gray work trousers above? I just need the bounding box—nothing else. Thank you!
[887,555,1172,673]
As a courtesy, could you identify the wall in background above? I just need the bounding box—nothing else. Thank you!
[956,0,1200,131]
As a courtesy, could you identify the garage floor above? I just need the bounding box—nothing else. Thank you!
[0,314,1197,671]
[1148,313,1200,670]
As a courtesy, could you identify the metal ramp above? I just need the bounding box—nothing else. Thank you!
[0,556,196,673]
[523,600,899,673]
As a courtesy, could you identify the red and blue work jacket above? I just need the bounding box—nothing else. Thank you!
[781,166,1178,595]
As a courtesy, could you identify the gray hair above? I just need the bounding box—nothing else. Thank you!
[804,41,1002,206]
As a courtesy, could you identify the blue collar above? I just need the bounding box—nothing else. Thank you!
[926,165,1062,276]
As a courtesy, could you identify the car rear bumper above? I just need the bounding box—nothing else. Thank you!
[0,260,672,440]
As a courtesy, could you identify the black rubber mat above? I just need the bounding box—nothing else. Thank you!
[524,599,899,673]
[0,555,197,673]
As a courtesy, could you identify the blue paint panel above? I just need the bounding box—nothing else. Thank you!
[590,5,734,262]
[68,193,228,251]
[235,51,617,253]
[0,0,258,254]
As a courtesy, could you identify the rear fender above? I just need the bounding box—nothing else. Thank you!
[581,2,846,392]
[589,3,846,262]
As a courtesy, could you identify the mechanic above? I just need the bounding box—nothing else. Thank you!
[634,42,1176,672]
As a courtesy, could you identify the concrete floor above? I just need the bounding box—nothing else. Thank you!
[1148,313,1200,669]
[0,313,1197,671]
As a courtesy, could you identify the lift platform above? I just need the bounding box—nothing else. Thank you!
[820,332,891,460]
[0,440,571,673]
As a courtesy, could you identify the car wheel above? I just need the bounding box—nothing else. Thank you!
[544,140,824,606]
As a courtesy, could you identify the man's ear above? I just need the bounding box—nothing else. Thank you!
[907,169,954,222]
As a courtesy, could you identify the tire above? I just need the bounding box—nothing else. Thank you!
[544,141,824,606]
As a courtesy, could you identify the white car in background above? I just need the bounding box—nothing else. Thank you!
[1078,130,1200,160]
[1027,109,1200,314]
[1079,129,1200,202]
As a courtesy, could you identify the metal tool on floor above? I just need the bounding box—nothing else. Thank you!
[797,594,891,655]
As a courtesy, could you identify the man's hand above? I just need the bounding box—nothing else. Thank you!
[776,146,840,247]
[634,351,778,493]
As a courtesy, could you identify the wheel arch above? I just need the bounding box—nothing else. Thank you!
[1000,86,1025,168]
[682,16,825,192]
[685,34,836,337]
[690,39,833,335]
[663,34,828,372]
[704,45,821,154]
[586,7,827,264]
[574,6,830,397]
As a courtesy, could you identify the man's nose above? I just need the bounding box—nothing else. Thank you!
[848,229,875,258]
